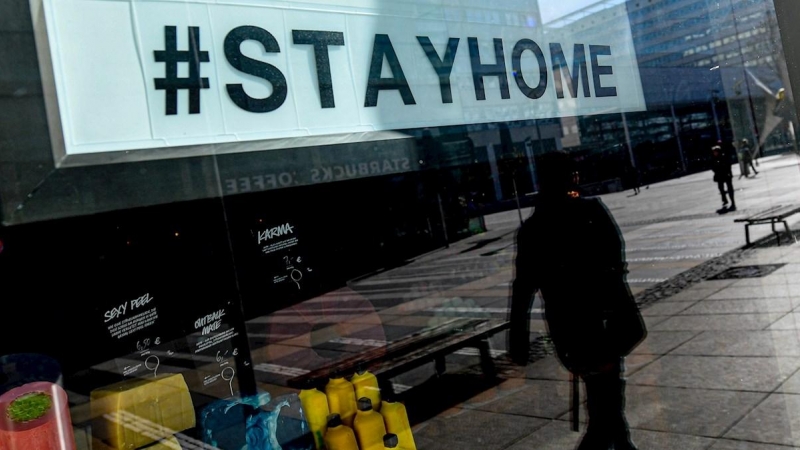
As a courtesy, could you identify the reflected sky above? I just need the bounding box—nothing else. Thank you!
[540,0,626,24]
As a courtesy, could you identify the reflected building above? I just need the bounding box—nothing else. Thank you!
[542,0,797,185]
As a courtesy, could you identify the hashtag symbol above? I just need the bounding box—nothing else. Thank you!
[154,26,210,115]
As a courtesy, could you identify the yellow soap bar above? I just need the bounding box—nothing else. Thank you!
[91,374,195,450]
[143,436,182,450]
[92,435,182,450]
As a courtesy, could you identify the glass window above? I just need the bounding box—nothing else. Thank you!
[2,0,800,449]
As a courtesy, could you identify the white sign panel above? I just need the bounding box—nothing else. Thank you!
[34,0,645,162]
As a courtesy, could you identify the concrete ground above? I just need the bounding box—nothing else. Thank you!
[249,154,800,449]
[411,242,800,450]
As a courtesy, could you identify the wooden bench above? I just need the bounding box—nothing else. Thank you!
[287,318,509,394]
[735,205,800,246]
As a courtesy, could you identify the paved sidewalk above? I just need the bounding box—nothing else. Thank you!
[413,226,800,449]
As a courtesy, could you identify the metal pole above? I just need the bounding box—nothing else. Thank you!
[671,103,688,173]
[512,176,523,225]
[621,112,636,167]
[729,0,762,155]
[524,139,537,189]
[711,92,722,141]
[535,119,546,156]
[436,192,449,248]
[486,143,503,202]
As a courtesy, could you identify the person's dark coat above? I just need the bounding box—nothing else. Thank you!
[712,151,733,182]
[511,196,642,374]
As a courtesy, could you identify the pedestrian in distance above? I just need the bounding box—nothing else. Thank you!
[737,141,749,179]
[712,145,736,212]
[624,156,641,196]
[509,151,646,450]
[740,138,758,177]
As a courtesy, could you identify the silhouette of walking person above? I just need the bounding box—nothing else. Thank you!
[509,151,646,450]
[740,139,758,178]
[712,145,736,212]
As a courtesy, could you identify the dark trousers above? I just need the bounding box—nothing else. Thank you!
[577,360,636,450]
[508,296,532,363]
[717,178,734,205]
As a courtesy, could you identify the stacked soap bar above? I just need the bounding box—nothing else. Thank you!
[91,374,195,449]
[93,435,182,450]
[141,436,182,450]
[0,381,76,450]
[200,392,313,450]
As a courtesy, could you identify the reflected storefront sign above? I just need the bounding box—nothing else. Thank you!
[218,138,419,195]
[33,0,645,165]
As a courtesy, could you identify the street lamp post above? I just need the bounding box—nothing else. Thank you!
[728,0,762,155]
[671,80,688,173]
[711,90,722,142]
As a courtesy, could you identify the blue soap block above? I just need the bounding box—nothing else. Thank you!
[200,392,312,450]
[266,394,313,450]
[200,392,271,449]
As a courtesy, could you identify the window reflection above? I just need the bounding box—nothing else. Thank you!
[0,0,799,449]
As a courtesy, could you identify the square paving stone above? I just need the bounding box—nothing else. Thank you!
[520,421,714,450]
[780,253,800,264]
[625,353,662,376]
[708,285,800,300]
[522,356,572,381]
[503,421,582,450]
[768,313,800,330]
[628,428,718,450]
[631,331,701,355]
[680,298,797,315]
[413,408,549,450]
[710,439,800,449]
[725,394,800,447]
[503,421,714,450]
[644,315,671,329]
[734,275,800,287]
[673,331,800,357]
[642,301,699,316]
[664,288,725,302]
[777,370,800,394]
[775,264,800,274]
[628,355,800,392]
[622,385,766,437]
[697,279,739,289]
[467,379,581,419]
[653,314,785,331]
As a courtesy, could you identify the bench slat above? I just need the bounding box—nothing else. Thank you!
[735,205,800,223]
[370,320,509,380]
[287,318,508,388]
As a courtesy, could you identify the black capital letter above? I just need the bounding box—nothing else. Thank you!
[292,30,345,108]
[590,45,617,98]
[550,43,590,99]
[468,37,510,101]
[365,34,416,107]
[417,36,460,103]
[224,26,287,113]
[512,39,547,100]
